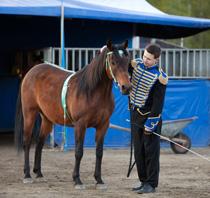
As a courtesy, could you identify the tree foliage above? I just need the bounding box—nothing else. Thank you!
[147,0,210,48]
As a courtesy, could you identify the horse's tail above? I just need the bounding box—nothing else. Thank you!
[14,86,42,152]
[14,87,24,152]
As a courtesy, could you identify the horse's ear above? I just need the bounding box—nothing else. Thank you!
[123,40,128,49]
[106,40,113,51]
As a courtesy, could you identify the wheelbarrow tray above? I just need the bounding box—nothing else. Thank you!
[161,116,197,137]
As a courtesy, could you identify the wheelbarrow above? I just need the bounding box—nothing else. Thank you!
[110,116,199,177]
[161,117,197,154]
[109,116,197,154]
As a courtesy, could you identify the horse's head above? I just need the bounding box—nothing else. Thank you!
[105,40,131,95]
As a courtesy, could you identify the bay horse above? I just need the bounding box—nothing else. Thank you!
[15,40,131,189]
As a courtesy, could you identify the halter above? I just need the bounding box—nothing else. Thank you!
[105,50,125,86]
[105,51,118,83]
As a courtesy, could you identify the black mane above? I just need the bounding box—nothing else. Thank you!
[75,44,128,97]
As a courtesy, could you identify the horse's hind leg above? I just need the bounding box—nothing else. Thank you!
[94,122,109,188]
[23,109,37,183]
[33,115,53,179]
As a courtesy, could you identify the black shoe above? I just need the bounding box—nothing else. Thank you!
[137,183,155,194]
[132,182,144,192]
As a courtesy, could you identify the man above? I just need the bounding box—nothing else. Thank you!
[129,43,168,194]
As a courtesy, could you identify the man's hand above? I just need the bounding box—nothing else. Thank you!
[144,116,161,134]
[144,128,153,135]
[131,59,137,68]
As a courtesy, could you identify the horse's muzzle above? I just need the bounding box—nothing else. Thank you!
[121,84,131,95]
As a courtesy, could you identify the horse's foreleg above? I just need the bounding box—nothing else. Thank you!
[94,122,109,185]
[72,123,85,187]
[33,116,52,178]
[94,138,104,184]
[73,140,84,186]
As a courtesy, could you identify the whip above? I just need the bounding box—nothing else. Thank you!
[153,131,210,162]
[109,123,210,177]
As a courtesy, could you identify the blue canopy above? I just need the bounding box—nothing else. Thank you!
[1,0,210,34]
[63,0,210,29]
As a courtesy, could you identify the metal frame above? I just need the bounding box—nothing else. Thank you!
[43,47,210,79]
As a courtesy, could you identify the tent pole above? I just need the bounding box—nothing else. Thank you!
[61,0,69,151]
[60,0,69,151]
[50,0,66,150]
[60,0,65,69]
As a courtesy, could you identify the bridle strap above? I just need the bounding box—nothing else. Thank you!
[106,52,117,83]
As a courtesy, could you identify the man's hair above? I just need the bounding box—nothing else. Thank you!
[145,43,161,59]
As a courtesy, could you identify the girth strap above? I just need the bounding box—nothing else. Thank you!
[61,73,75,123]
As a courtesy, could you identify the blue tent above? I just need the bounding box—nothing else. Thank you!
[1,0,210,38]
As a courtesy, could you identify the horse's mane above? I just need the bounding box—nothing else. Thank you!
[74,47,108,97]
[74,44,129,97]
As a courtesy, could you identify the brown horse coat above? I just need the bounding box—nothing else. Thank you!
[16,40,131,187]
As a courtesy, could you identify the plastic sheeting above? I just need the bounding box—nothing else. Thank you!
[53,79,210,148]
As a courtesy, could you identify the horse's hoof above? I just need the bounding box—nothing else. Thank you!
[75,184,86,190]
[35,173,43,178]
[35,177,47,183]
[96,183,107,190]
[23,178,33,184]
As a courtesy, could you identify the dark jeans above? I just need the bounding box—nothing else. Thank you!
[131,109,161,188]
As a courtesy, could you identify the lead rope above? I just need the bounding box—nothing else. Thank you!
[127,126,135,177]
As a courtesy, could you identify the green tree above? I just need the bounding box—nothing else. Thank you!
[147,0,210,48]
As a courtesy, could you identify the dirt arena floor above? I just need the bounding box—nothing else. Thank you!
[0,133,210,198]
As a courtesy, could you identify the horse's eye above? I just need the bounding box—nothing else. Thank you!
[111,62,115,65]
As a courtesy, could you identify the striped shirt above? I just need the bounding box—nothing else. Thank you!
[130,59,161,108]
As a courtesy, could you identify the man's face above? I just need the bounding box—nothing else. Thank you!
[143,50,158,67]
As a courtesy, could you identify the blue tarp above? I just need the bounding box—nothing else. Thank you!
[163,80,210,147]
[0,77,20,132]
[1,0,210,30]
[53,79,210,148]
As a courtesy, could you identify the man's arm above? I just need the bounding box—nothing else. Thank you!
[144,81,167,132]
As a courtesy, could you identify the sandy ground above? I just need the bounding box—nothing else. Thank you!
[0,134,210,198]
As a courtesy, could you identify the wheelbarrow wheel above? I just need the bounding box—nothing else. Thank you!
[170,133,191,154]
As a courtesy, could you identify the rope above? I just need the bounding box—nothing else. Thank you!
[127,129,135,177]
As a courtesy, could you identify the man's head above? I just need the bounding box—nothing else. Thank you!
[143,44,161,67]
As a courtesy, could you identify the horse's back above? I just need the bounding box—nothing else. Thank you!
[22,63,69,83]
[22,63,68,95]
[21,63,72,122]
